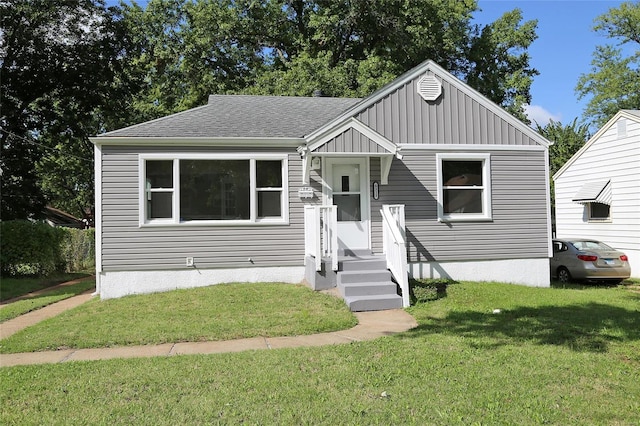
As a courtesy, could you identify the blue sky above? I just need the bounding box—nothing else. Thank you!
[473,0,628,127]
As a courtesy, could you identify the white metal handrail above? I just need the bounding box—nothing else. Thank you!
[381,204,409,307]
[304,205,338,272]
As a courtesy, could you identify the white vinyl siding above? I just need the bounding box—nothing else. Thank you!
[555,114,640,252]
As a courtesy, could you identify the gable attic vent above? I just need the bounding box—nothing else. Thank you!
[617,118,627,139]
[417,74,442,101]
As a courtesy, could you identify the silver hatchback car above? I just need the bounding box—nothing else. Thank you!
[551,239,631,284]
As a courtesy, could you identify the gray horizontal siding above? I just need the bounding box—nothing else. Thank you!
[99,145,306,272]
[100,146,549,271]
[357,73,539,146]
[315,128,388,153]
[374,150,549,262]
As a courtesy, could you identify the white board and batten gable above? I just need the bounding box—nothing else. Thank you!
[554,110,640,277]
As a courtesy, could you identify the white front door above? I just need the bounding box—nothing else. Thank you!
[325,158,370,251]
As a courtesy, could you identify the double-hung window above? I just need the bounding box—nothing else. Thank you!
[140,154,288,225]
[145,160,175,220]
[436,153,492,221]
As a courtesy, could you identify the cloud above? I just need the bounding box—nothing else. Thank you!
[524,104,562,127]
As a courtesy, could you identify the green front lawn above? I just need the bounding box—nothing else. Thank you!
[0,278,95,323]
[0,283,357,353]
[1,281,639,424]
[0,272,91,302]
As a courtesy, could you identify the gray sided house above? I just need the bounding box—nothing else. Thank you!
[92,60,553,311]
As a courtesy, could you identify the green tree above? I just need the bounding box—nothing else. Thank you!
[0,0,136,219]
[243,0,539,118]
[576,1,640,127]
[538,119,590,178]
[536,118,590,219]
[120,0,266,121]
[1,0,541,220]
[466,8,539,123]
[124,0,538,118]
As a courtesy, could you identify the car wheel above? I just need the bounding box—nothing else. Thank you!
[557,267,572,284]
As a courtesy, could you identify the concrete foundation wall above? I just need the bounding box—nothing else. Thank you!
[98,266,305,299]
[409,258,550,287]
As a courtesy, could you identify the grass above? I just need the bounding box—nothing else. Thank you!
[1,281,639,424]
[0,272,91,302]
[0,283,357,353]
[0,278,96,323]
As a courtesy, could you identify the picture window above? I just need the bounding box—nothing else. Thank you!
[140,155,287,225]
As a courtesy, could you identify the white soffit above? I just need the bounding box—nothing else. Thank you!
[417,74,442,101]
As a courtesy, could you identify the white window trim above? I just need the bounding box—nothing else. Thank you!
[139,153,289,227]
[436,153,492,222]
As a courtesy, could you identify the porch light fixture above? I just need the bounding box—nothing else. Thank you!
[311,157,321,170]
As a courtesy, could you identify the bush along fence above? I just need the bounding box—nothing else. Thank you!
[1,220,95,276]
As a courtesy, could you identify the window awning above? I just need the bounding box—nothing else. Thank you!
[572,180,612,205]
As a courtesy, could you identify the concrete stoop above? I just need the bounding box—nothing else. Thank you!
[337,254,403,312]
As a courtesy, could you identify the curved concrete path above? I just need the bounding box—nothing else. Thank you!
[1,284,417,368]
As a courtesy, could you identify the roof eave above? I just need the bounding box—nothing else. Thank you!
[89,136,305,147]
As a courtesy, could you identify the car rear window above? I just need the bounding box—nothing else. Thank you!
[571,241,613,251]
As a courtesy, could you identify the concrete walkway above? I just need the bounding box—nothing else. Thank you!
[0,283,417,368]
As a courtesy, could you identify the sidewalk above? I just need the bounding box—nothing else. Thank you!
[1,285,417,368]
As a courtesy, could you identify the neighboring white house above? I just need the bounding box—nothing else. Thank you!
[554,110,640,278]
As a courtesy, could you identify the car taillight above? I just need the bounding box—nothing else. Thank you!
[620,255,628,261]
[577,255,598,261]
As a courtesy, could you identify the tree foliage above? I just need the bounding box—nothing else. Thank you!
[1,0,137,219]
[537,119,590,178]
[124,0,539,114]
[536,118,590,217]
[466,9,539,123]
[576,1,640,127]
[2,0,540,219]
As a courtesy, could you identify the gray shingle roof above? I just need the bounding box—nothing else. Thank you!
[100,95,362,138]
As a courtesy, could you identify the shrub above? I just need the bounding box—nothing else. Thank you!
[0,221,94,276]
[61,228,95,272]
[0,220,66,276]
[60,228,95,272]
[410,278,455,303]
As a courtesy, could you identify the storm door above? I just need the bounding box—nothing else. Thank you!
[325,158,370,251]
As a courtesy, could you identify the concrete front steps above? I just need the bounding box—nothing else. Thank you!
[337,253,403,312]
